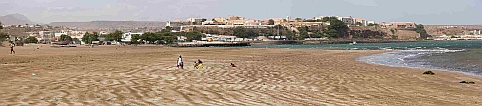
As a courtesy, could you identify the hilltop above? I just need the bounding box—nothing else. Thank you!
[0,14,35,25]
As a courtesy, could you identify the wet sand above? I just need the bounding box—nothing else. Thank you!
[0,45,481,106]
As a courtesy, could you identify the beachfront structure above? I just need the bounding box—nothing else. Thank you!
[473,30,481,35]
[121,32,144,42]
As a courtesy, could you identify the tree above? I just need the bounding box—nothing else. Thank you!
[285,31,296,40]
[162,26,173,33]
[415,24,427,34]
[141,32,158,44]
[185,31,203,41]
[415,24,430,38]
[72,38,80,42]
[327,19,349,38]
[59,35,72,41]
[82,32,99,44]
[311,30,323,38]
[0,33,8,41]
[268,19,275,25]
[0,21,3,29]
[24,36,38,43]
[295,18,303,22]
[321,17,338,22]
[298,26,309,38]
[131,34,141,44]
[352,33,362,39]
[104,30,123,41]
[375,35,383,39]
[233,27,258,38]
[323,29,338,38]
[390,29,396,35]
[233,27,248,38]
[356,22,363,26]
[391,35,398,39]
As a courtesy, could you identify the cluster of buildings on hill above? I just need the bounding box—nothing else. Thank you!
[7,15,482,44]
[166,15,422,32]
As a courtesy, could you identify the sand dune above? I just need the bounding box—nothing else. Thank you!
[0,45,481,105]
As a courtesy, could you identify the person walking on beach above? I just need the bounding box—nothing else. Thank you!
[177,55,183,69]
[9,42,15,54]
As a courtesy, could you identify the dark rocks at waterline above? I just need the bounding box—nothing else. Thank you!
[423,71,435,75]
[460,81,475,84]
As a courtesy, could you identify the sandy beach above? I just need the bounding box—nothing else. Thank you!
[0,45,481,106]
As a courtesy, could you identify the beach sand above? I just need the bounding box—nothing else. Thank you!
[0,45,481,105]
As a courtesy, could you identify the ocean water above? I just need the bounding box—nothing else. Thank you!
[248,41,482,76]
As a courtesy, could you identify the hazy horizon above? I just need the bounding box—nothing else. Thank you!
[1,0,481,25]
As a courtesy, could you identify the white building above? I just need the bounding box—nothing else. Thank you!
[337,17,354,25]
[366,21,376,25]
[121,32,144,42]
[68,31,86,39]
[354,18,367,26]
[54,32,68,37]
[473,30,481,35]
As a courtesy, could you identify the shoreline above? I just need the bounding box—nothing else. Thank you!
[0,46,481,105]
[357,50,482,78]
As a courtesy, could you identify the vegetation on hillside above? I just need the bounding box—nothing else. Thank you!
[415,24,430,39]
[268,19,275,25]
[233,27,258,38]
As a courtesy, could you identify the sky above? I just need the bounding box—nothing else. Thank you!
[1,0,481,25]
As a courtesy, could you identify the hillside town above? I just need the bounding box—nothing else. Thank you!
[2,15,482,46]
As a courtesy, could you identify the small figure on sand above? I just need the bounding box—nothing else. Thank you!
[195,59,203,69]
[193,61,198,68]
[9,42,15,54]
[177,55,183,69]
[231,63,236,67]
